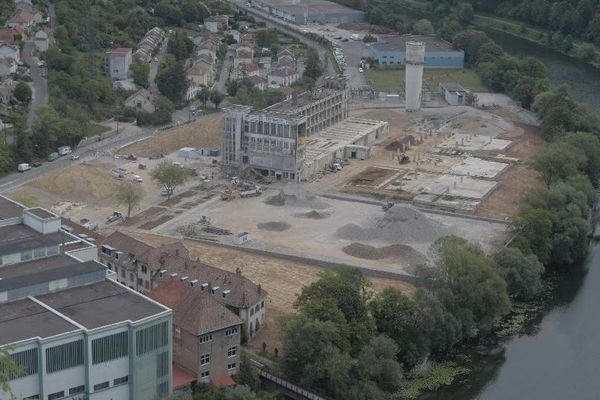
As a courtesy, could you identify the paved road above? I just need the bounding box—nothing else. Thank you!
[215,47,234,93]
[22,40,48,127]
[149,35,169,95]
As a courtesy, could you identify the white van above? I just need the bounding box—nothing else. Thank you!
[17,163,31,172]
[58,146,72,156]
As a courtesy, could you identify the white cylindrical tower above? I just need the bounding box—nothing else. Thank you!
[405,41,425,112]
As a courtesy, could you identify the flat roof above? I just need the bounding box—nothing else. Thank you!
[266,87,343,113]
[0,225,64,256]
[304,117,388,165]
[370,35,457,53]
[0,195,24,219]
[26,207,57,219]
[0,298,78,346]
[36,280,167,329]
[0,256,105,292]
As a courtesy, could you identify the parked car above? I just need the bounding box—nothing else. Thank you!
[359,68,364,73]
[17,163,31,172]
[133,175,143,183]
[47,152,59,161]
[70,155,80,160]
[106,211,123,223]
[32,161,41,167]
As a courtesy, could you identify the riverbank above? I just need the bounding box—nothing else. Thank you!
[473,14,600,71]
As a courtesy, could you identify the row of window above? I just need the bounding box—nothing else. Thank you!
[225,327,238,336]
[16,245,59,264]
[47,383,85,400]
[93,375,128,392]
[92,331,128,364]
[250,300,265,317]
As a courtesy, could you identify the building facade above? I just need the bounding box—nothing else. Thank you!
[0,196,173,400]
[99,231,267,339]
[368,35,464,68]
[105,48,132,80]
[149,279,243,387]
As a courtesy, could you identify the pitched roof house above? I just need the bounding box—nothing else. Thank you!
[125,88,156,113]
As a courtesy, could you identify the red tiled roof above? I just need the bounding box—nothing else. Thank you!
[110,47,132,56]
[211,374,236,388]
[173,364,197,390]
[248,75,264,85]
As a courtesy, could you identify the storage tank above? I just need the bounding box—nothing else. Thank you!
[405,41,425,112]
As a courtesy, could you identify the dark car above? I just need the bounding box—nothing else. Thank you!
[32,161,42,167]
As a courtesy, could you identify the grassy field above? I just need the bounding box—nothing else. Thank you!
[88,123,112,137]
[365,68,488,93]
[328,49,342,75]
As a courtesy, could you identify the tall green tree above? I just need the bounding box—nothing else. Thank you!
[132,60,150,88]
[116,183,142,217]
[13,82,32,105]
[150,160,188,199]
[494,247,545,300]
[157,62,187,104]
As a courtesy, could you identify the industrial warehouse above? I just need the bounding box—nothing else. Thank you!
[251,0,365,24]
[222,76,389,182]
[367,35,465,68]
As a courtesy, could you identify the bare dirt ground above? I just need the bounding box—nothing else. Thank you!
[123,230,416,353]
[119,114,223,158]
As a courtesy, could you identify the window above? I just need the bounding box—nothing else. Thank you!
[94,381,109,391]
[145,280,150,289]
[48,391,64,400]
[250,308,254,316]
[47,246,59,256]
[24,396,39,400]
[200,354,210,365]
[157,351,169,378]
[92,332,128,364]
[225,327,238,336]
[107,262,112,270]
[141,265,148,274]
[46,340,84,373]
[227,346,237,358]
[227,363,236,370]
[199,334,212,343]
[114,376,129,385]
[175,327,181,338]
[21,250,32,261]
[137,278,143,286]
[200,371,210,378]
[255,305,260,313]
[34,247,46,258]
[129,273,134,281]
[7,348,38,380]
[69,385,85,395]
[261,300,265,309]
[136,322,168,356]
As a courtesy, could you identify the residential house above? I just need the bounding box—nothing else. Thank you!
[0,27,24,44]
[204,15,229,33]
[0,80,16,105]
[134,27,165,62]
[0,43,21,64]
[0,59,17,79]
[197,39,218,61]
[6,10,42,32]
[258,56,272,73]
[240,62,259,77]
[33,28,51,51]
[186,64,212,100]
[149,279,243,388]
[247,75,266,90]
[239,33,254,47]
[228,30,240,43]
[105,47,133,80]
[268,66,299,87]
[99,231,268,338]
[125,88,156,113]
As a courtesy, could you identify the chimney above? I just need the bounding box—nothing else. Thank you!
[180,276,189,282]
[211,286,220,294]
[201,283,208,290]
[258,284,262,294]
[159,269,167,277]
[223,289,231,298]
[190,279,198,286]
[170,273,178,278]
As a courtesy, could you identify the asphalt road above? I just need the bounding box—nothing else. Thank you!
[215,47,234,93]
[23,41,48,127]
[149,35,169,95]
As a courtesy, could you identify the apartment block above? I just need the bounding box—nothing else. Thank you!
[149,279,242,389]
[105,47,132,80]
[0,196,173,400]
[99,231,267,339]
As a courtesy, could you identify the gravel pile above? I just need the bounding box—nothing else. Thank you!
[337,204,446,243]
[257,221,292,231]
[342,242,426,264]
[264,184,330,209]
[294,210,331,219]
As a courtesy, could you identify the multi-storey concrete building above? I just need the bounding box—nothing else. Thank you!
[99,231,267,339]
[0,196,173,400]
[149,279,242,388]
[222,76,389,181]
[105,48,132,80]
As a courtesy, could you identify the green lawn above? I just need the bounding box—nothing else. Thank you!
[365,68,488,93]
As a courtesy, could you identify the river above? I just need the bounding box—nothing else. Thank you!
[484,28,600,115]
[425,30,600,400]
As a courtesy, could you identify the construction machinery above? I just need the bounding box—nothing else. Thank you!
[397,153,410,164]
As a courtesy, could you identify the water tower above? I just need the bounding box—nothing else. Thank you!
[405,41,425,112]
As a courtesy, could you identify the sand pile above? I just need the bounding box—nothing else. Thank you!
[265,184,330,209]
[294,210,331,219]
[257,221,292,231]
[342,243,426,265]
[337,204,446,243]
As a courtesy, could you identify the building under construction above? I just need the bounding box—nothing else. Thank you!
[222,76,389,182]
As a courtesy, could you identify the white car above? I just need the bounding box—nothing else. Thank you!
[70,155,80,160]
[133,175,143,183]
[359,68,364,73]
